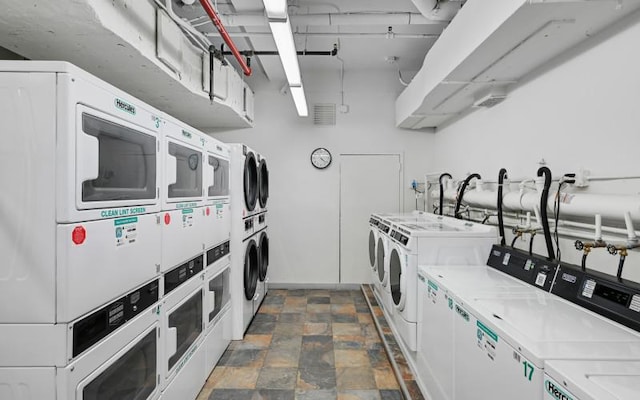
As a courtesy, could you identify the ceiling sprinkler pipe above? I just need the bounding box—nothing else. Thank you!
[454,173,481,219]
[438,173,452,216]
[198,0,252,76]
[537,167,555,261]
[497,168,507,246]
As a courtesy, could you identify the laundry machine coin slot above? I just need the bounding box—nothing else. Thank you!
[167,289,203,371]
[206,240,230,267]
[259,231,269,281]
[72,278,159,358]
[163,255,204,296]
[243,151,258,211]
[244,239,259,300]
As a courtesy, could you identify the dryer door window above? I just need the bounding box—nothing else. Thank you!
[81,113,157,203]
[258,158,269,208]
[244,239,259,300]
[244,152,258,211]
[369,231,376,269]
[377,238,386,284]
[208,267,231,324]
[258,232,269,281]
[167,290,203,370]
[81,328,157,400]
[168,142,203,199]
[207,155,229,197]
[389,248,402,306]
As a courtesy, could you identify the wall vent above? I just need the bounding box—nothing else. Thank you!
[314,104,336,125]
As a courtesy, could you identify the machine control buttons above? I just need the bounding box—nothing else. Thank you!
[630,295,640,312]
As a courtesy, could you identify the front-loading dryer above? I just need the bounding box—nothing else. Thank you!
[230,144,259,220]
[257,154,269,213]
[257,227,270,306]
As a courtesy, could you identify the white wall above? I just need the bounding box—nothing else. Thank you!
[212,70,435,285]
[434,12,640,281]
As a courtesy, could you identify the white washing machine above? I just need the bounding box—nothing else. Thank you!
[160,115,206,273]
[368,215,380,284]
[202,136,231,254]
[544,359,640,400]
[229,144,260,220]
[451,289,640,400]
[0,286,161,400]
[417,264,546,400]
[373,217,393,313]
[385,215,497,351]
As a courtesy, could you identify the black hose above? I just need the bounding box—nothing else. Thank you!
[529,234,535,256]
[438,173,452,216]
[537,167,555,260]
[617,255,626,281]
[497,168,507,246]
[510,234,519,249]
[454,173,481,219]
[581,253,588,271]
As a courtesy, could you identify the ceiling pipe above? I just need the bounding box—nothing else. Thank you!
[198,0,252,76]
[198,12,447,27]
[207,32,439,39]
[411,0,465,22]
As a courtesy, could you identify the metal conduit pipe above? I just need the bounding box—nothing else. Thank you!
[205,12,445,27]
[198,0,252,76]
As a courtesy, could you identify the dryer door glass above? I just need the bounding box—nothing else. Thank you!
[377,238,385,283]
[244,152,258,211]
[208,267,231,323]
[369,231,376,268]
[244,240,259,300]
[208,155,229,197]
[258,159,269,208]
[259,232,269,281]
[168,142,203,199]
[168,290,203,370]
[81,113,156,202]
[82,329,157,400]
[389,249,402,305]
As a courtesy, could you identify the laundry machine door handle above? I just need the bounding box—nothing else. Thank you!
[209,289,216,312]
[166,326,178,357]
[76,133,99,183]
[166,153,177,186]
[253,293,260,301]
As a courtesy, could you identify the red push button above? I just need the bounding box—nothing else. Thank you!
[206,207,210,216]
[72,226,86,245]
[164,213,171,225]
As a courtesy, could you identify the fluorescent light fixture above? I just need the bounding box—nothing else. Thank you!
[268,19,302,86]
[290,85,308,117]
[262,0,287,21]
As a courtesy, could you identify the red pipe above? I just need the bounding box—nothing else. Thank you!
[198,0,252,76]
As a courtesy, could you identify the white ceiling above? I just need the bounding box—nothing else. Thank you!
[172,0,453,90]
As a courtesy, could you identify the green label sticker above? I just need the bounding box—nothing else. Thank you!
[448,298,454,309]
[182,129,192,139]
[176,202,198,209]
[216,204,223,209]
[545,380,573,400]
[523,361,534,381]
[476,320,498,342]
[182,208,193,215]
[100,207,146,219]
[114,216,138,226]
[428,280,438,291]
[114,98,136,115]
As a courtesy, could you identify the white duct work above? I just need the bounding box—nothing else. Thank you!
[411,0,464,22]
[436,179,640,222]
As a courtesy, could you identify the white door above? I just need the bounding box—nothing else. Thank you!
[340,154,401,283]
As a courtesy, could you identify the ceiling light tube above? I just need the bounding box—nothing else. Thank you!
[262,0,287,21]
[290,85,308,117]
[268,19,302,86]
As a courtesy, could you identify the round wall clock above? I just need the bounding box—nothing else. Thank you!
[310,147,332,169]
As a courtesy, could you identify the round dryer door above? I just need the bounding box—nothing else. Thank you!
[389,247,405,310]
[258,158,269,208]
[244,152,258,212]
[376,237,386,284]
[244,239,259,300]
[369,230,377,269]
[258,231,269,281]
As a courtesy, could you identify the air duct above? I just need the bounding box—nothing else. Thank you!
[410,0,464,22]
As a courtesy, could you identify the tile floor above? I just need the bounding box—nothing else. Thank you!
[197,289,404,400]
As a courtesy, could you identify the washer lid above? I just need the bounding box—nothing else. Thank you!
[421,265,533,294]
[545,359,640,400]
[458,292,640,365]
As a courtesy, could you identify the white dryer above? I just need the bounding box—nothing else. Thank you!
[257,153,269,214]
[385,215,497,351]
[373,217,393,313]
[544,359,640,400]
[256,226,270,305]
[368,215,380,284]
[229,144,259,220]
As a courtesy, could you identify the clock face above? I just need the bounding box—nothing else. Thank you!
[311,148,332,169]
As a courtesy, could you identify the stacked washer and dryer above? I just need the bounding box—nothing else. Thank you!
[229,144,269,339]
